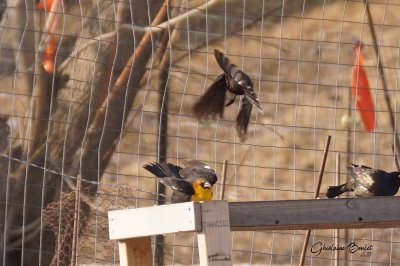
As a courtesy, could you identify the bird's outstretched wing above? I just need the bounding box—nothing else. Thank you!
[158,177,195,196]
[144,162,196,203]
[214,49,238,78]
[143,162,182,179]
[236,97,253,142]
[193,74,227,120]
[182,160,207,168]
[180,160,218,185]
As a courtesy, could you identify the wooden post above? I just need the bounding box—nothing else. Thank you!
[197,201,232,266]
[118,237,152,266]
[219,160,228,200]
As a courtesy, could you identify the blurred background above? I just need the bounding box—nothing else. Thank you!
[0,0,400,265]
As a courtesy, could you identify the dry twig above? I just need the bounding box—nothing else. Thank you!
[299,135,331,266]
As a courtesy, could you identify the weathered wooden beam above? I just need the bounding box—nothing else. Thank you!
[109,198,400,265]
[109,197,400,241]
[197,201,232,266]
[229,197,400,231]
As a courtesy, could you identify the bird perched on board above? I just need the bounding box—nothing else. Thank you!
[193,49,263,142]
[143,160,218,203]
[326,163,400,198]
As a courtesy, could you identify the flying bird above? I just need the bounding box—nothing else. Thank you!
[326,163,400,198]
[143,160,218,203]
[193,49,263,141]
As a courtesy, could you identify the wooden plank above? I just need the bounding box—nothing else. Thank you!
[229,197,400,231]
[108,202,201,240]
[197,200,232,266]
[118,237,152,266]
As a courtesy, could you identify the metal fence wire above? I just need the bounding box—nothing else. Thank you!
[1,0,400,265]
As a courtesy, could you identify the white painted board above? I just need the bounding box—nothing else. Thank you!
[108,202,201,240]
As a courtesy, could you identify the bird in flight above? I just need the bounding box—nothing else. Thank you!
[193,49,263,142]
[143,160,218,203]
[326,163,400,198]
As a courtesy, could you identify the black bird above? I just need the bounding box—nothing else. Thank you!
[143,160,218,203]
[193,49,263,141]
[326,163,400,198]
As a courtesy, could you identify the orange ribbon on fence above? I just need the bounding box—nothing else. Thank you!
[36,0,53,11]
[42,35,57,73]
[352,42,375,131]
[37,0,58,74]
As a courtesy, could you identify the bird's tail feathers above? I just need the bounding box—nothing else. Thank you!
[244,93,263,114]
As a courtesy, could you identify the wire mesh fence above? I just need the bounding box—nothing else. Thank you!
[0,0,400,265]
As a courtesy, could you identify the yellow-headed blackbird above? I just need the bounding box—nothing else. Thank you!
[193,49,263,141]
[143,160,218,203]
[326,163,400,198]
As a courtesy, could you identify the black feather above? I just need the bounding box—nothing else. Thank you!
[193,74,227,120]
[236,97,253,142]
[158,177,195,196]
[171,192,191,203]
[243,87,263,114]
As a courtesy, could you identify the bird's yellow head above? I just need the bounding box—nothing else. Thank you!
[191,178,213,202]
